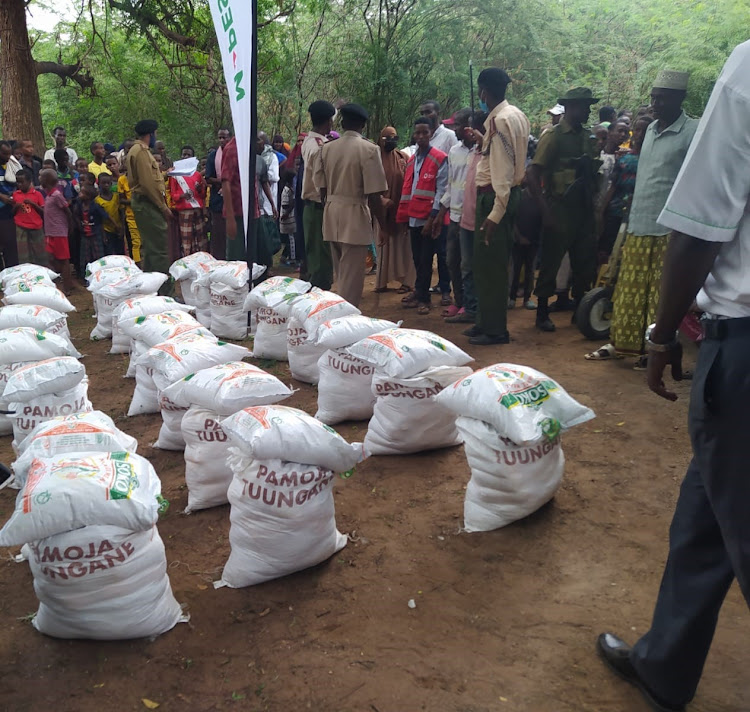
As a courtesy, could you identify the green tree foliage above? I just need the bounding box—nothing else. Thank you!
[15,0,750,158]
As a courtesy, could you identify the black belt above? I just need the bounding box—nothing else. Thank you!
[702,316,750,340]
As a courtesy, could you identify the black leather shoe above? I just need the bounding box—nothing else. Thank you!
[462,325,483,337]
[596,633,685,712]
[536,317,556,332]
[468,332,510,346]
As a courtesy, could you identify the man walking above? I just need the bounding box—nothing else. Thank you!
[597,41,750,712]
[528,87,601,332]
[466,68,530,345]
[302,100,336,289]
[127,119,172,292]
[314,103,387,307]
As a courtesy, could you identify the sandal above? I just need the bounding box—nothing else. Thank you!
[417,303,431,315]
[440,294,453,307]
[442,305,460,318]
[402,297,420,309]
[401,292,415,303]
[373,287,389,293]
[397,284,412,294]
[584,344,619,361]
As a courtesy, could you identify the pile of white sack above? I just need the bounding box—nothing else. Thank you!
[162,362,293,512]
[0,264,76,316]
[344,328,474,454]
[0,411,186,640]
[435,363,595,531]
[86,256,169,341]
[170,255,265,336]
[127,329,249,451]
[217,405,367,587]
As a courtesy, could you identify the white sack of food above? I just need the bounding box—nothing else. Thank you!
[253,307,289,361]
[153,391,187,451]
[139,332,249,391]
[13,411,138,487]
[9,378,92,448]
[218,454,347,587]
[120,310,203,344]
[456,416,565,532]
[0,305,71,345]
[111,295,194,354]
[244,275,311,312]
[346,328,473,379]
[85,255,137,279]
[434,363,595,446]
[3,285,75,313]
[315,349,376,424]
[277,288,359,341]
[0,264,58,290]
[0,362,31,435]
[188,261,215,327]
[127,364,159,416]
[287,317,325,384]
[29,524,186,640]
[162,361,292,414]
[169,251,216,307]
[365,366,473,456]
[0,451,165,547]
[222,404,365,473]
[181,407,232,512]
[209,281,250,340]
[125,324,215,379]
[3,357,84,402]
[86,265,141,289]
[0,327,79,365]
[313,315,398,350]
[3,273,56,295]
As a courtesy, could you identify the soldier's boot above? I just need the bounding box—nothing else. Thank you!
[536,297,556,333]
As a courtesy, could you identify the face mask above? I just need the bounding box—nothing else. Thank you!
[383,139,398,152]
[479,99,489,113]
[149,134,156,149]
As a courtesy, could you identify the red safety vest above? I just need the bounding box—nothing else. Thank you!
[396,147,447,223]
[169,171,206,211]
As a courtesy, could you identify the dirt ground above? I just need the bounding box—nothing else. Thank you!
[0,270,748,712]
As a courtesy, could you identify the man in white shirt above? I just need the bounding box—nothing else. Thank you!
[597,40,750,712]
[257,131,279,217]
[43,126,78,167]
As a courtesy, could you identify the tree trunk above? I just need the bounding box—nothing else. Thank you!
[0,0,46,155]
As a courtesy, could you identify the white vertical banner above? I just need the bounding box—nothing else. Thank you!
[209,0,253,234]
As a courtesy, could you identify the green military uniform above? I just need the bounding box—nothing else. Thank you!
[532,91,601,306]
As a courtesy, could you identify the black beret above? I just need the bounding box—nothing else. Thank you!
[307,100,336,122]
[340,103,369,122]
[134,119,159,136]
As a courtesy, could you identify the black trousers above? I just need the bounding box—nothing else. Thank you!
[631,324,750,707]
[0,217,19,271]
[410,225,437,303]
[510,241,537,301]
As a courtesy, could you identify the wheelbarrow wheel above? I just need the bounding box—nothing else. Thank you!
[577,286,614,340]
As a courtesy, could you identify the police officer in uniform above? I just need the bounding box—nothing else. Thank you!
[314,103,387,307]
[527,87,601,331]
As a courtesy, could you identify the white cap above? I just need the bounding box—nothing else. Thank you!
[547,104,565,116]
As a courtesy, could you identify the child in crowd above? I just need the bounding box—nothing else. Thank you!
[105,155,120,179]
[74,183,106,266]
[279,180,298,266]
[117,164,141,263]
[80,172,97,190]
[74,157,88,179]
[40,169,73,294]
[96,173,124,255]
[42,159,56,171]
[12,168,47,266]
[88,142,111,179]
[54,149,78,202]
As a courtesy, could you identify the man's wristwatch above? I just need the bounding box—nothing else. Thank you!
[645,323,680,352]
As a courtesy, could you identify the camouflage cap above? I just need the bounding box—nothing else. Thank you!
[558,87,600,105]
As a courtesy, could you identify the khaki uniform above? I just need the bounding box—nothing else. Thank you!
[532,117,600,302]
[301,131,332,289]
[127,141,171,294]
[314,131,387,306]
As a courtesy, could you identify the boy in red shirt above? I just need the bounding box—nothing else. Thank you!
[12,168,47,266]
[40,169,73,294]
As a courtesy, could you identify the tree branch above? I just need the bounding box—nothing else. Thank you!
[34,60,95,91]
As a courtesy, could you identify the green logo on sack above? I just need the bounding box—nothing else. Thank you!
[499,379,558,410]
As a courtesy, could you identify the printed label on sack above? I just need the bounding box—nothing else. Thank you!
[240,463,333,508]
[14,396,89,432]
[196,417,228,442]
[325,352,373,376]
[258,307,285,325]
[495,436,561,466]
[374,381,445,399]
[31,535,137,580]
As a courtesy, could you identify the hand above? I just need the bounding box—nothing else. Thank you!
[480,217,497,246]
[647,343,683,401]
[24,198,35,205]
[421,218,434,238]
[272,207,279,221]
